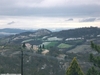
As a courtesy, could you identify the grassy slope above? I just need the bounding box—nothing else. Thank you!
[58,43,72,48]
[67,45,97,54]
[45,42,58,48]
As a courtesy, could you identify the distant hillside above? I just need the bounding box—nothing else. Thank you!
[0,29,52,44]
[16,29,52,36]
[53,27,100,38]
[1,27,100,44]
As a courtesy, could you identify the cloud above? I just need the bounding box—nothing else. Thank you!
[0,16,100,30]
[79,18,96,22]
[7,21,15,25]
[0,0,100,17]
[97,18,100,20]
[1,0,99,8]
[0,5,100,17]
[65,18,73,21]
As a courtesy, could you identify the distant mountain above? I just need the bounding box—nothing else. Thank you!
[0,28,35,37]
[15,29,51,38]
[0,29,52,44]
[0,28,28,33]
[18,29,52,36]
[34,29,52,35]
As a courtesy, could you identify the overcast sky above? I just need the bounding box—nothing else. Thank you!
[0,0,100,30]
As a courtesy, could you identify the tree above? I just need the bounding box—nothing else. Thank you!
[42,44,45,49]
[38,45,42,53]
[39,45,41,49]
[22,42,26,48]
[87,67,98,75]
[66,57,84,75]
[86,41,100,75]
[0,68,4,74]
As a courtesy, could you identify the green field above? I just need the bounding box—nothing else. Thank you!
[45,42,58,48]
[58,43,72,48]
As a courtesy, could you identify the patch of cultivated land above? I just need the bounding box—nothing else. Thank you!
[67,45,97,54]
[42,42,51,45]
[45,42,58,48]
[58,43,72,48]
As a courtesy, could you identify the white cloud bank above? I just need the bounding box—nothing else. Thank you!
[0,16,100,30]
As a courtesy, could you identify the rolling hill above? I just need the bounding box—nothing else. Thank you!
[0,27,100,75]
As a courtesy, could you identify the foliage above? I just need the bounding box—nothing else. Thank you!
[87,41,100,75]
[54,27,100,38]
[87,67,99,75]
[66,57,84,75]
[0,54,65,75]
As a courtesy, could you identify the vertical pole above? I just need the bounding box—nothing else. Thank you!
[21,42,25,75]
[21,50,23,75]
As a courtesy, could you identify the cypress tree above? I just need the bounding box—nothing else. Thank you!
[66,57,84,75]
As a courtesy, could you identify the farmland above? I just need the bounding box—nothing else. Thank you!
[57,43,72,48]
[44,42,58,48]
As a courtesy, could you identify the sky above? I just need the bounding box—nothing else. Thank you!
[0,0,100,30]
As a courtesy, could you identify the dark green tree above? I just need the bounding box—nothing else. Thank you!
[87,41,100,75]
[22,42,26,48]
[42,44,45,49]
[0,68,4,74]
[39,45,41,49]
[66,57,84,75]
[38,45,42,53]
